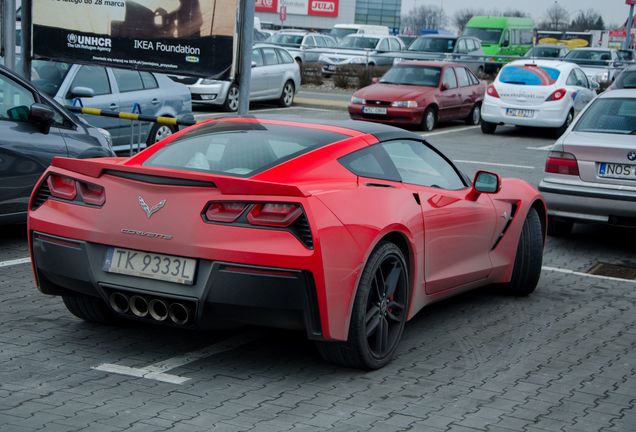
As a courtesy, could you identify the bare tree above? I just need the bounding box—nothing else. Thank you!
[501,9,529,18]
[544,2,570,31]
[570,9,605,31]
[401,5,445,34]
[453,8,484,33]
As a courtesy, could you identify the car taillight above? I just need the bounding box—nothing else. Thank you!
[47,174,77,200]
[545,151,579,175]
[79,182,106,206]
[204,202,248,223]
[486,84,500,98]
[546,88,567,102]
[247,203,303,227]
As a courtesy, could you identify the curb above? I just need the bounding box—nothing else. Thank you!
[294,97,349,110]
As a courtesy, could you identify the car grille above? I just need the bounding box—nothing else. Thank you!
[366,100,391,106]
[168,76,199,85]
[290,214,313,249]
[31,182,51,210]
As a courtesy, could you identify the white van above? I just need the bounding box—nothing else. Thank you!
[330,24,390,41]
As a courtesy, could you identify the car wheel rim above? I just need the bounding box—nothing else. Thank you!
[566,112,573,127]
[426,112,434,130]
[473,106,480,124]
[228,87,239,111]
[365,254,407,359]
[154,125,173,143]
[283,84,293,106]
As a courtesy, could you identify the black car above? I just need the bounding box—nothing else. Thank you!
[0,65,114,224]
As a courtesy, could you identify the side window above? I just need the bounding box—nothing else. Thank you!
[113,68,144,93]
[520,30,533,45]
[382,140,465,190]
[455,67,470,87]
[466,68,480,85]
[276,48,294,64]
[339,145,400,182]
[377,39,390,52]
[442,67,458,89]
[502,30,510,47]
[315,36,326,48]
[324,37,336,48]
[389,38,401,51]
[71,66,111,96]
[140,72,158,89]
[566,70,579,86]
[304,36,316,48]
[262,47,279,66]
[457,39,468,54]
[574,69,589,88]
[252,48,264,67]
[0,74,36,122]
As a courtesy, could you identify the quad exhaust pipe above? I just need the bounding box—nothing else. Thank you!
[109,292,193,325]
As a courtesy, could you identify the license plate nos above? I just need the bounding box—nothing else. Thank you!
[506,108,533,118]
[598,162,636,179]
[104,248,196,285]
[363,106,387,115]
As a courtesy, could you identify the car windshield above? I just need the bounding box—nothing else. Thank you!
[143,122,348,177]
[268,33,304,47]
[574,98,636,135]
[380,66,441,87]
[337,36,379,50]
[463,28,502,44]
[525,47,562,58]
[408,37,455,53]
[31,60,72,97]
[618,50,635,61]
[615,70,636,88]
[564,50,612,66]
[330,28,358,39]
[498,65,560,86]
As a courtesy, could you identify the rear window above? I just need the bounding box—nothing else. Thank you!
[498,65,560,86]
[143,122,348,177]
[574,98,636,135]
[616,70,636,89]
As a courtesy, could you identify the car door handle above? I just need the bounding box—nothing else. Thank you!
[151,98,160,105]
[109,103,118,111]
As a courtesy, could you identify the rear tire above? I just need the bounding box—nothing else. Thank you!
[62,295,119,325]
[147,123,177,146]
[421,106,437,131]
[547,216,573,237]
[481,119,497,134]
[502,208,544,296]
[278,80,295,107]
[316,242,409,369]
[223,84,240,112]
[555,110,574,137]
[466,104,481,125]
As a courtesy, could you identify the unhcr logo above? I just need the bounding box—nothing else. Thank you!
[67,33,112,51]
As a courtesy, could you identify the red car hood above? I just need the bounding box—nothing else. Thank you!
[354,83,437,101]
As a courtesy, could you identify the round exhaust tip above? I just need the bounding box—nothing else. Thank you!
[149,299,169,321]
[169,303,191,325]
[130,295,149,318]
[109,292,129,314]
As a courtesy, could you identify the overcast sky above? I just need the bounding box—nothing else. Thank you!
[401,0,633,28]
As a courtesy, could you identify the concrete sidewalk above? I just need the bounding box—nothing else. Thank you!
[294,88,352,110]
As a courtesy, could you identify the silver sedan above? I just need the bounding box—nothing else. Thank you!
[539,88,636,235]
[170,45,300,112]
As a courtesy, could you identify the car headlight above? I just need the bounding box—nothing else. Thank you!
[349,57,366,64]
[351,96,366,104]
[391,100,418,108]
[318,54,329,62]
[199,78,219,85]
[96,127,113,150]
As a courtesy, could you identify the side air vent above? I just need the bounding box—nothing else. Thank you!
[290,213,314,249]
[31,182,51,210]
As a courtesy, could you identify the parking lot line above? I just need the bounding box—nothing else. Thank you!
[453,160,536,170]
[542,266,636,284]
[0,257,31,268]
[92,331,258,384]
[419,125,479,137]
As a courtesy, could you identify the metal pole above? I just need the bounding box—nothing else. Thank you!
[237,0,255,116]
[3,0,16,71]
[21,0,32,79]
[625,4,635,50]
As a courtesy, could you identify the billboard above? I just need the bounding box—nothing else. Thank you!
[32,0,237,78]
[255,0,338,17]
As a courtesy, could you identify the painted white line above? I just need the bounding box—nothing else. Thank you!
[453,160,536,170]
[92,332,257,384]
[542,266,636,284]
[0,257,31,268]
[419,125,479,137]
[527,144,553,151]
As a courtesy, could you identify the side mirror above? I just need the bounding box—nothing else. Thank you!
[590,80,600,90]
[613,61,623,68]
[441,83,449,91]
[467,170,500,201]
[70,86,95,98]
[372,77,379,84]
[29,103,55,134]
[251,61,257,68]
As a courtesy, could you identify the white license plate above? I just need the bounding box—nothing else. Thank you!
[104,248,196,285]
[363,106,388,115]
[598,162,636,179]
[506,108,534,118]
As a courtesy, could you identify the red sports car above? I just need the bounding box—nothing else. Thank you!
[28,118,545,369]
[349,61,486,131]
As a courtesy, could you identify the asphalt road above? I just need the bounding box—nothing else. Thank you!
[1,104,635,432]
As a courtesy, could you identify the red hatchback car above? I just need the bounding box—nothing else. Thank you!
[349,61,486,131]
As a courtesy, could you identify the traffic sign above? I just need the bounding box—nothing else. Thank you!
[280,6,287,22]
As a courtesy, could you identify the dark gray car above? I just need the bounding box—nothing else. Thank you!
[392,35,485,75]
[0,65,114,224]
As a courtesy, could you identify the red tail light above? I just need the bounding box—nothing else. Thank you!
[47,174,77,200]
[247,203,303,227]
[546,88,567,102]
[486,84,500,98]
[545,151,579,175]
[205,202,248,223]
[78,182,106,206]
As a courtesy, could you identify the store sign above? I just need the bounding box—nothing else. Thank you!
[256,0,278,13]
[256,0,338,17]
[33,0,238,78]
[309,0,338,17]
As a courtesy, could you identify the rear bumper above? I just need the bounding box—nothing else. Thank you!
[482,99,569,128]
[348,105,423,126]
[32,232,323,338]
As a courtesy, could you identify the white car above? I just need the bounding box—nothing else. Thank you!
[169,44,300,111]
[481,60,598,136]
[562,48,622,84]
[538,89,636,235]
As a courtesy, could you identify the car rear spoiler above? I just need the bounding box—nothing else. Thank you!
[50,157,308,197]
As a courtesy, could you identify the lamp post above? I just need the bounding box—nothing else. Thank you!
[625,0,635,49]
